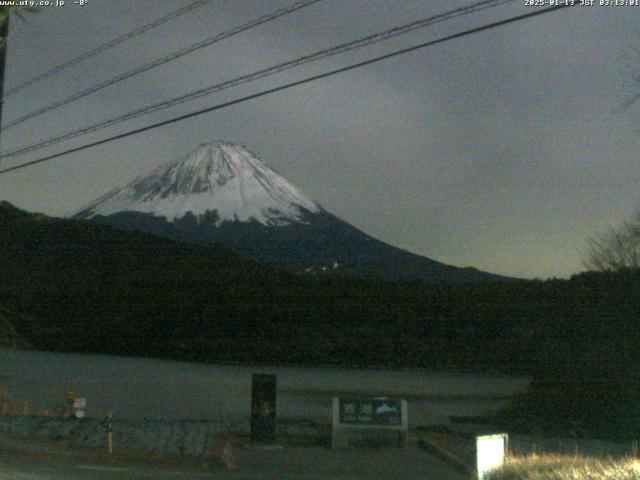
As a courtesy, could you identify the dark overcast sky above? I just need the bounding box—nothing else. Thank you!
[1,0,638,279]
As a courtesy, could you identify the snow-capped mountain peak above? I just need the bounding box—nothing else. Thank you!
[74,140,321,226]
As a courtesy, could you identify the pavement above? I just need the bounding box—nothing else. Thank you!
[0,445,468,479]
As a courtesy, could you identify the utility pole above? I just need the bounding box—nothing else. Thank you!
[0,13,9,152]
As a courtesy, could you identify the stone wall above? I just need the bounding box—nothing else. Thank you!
[0,416,325,456]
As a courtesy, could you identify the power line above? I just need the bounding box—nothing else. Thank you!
[1,0,323,131]
[1,0,515,160]
[4,0,212,98]
[0,3,575,177]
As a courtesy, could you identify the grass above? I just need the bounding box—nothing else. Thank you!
[483,454,640,480]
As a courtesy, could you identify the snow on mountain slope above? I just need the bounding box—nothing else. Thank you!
[75,140,321,226]
[72,139,510,282]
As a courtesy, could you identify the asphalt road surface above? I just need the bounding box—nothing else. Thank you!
[0,446,467,479]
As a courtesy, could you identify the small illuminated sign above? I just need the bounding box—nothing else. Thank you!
[476,433,508,480]
[339,398,402,426]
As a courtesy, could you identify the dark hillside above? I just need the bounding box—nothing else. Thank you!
[2,202,639,438]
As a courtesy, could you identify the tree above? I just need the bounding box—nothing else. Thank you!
[588,39,640,272]
[0,6,36,23]
[584,209,640,271]
[0,6,37,42]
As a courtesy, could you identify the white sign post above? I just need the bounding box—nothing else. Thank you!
[476,433,508,480]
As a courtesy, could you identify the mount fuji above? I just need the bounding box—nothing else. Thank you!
[74,140,505,283]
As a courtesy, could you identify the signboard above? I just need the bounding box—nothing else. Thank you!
[250,374,277,443]
[339,398,402,426]
[476,434,508,480]
[72,397,86,419]
[332,397,408,449]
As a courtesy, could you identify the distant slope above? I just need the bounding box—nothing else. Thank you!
[0,201,297,357]
[0,201,518,369]
[87,209,507,283]
[73,140,508,283]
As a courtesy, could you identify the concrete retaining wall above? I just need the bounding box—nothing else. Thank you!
[0,416,324,456]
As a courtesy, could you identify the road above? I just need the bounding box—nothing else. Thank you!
[0,446,467,479]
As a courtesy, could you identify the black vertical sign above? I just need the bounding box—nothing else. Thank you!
[250,374,277,443]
